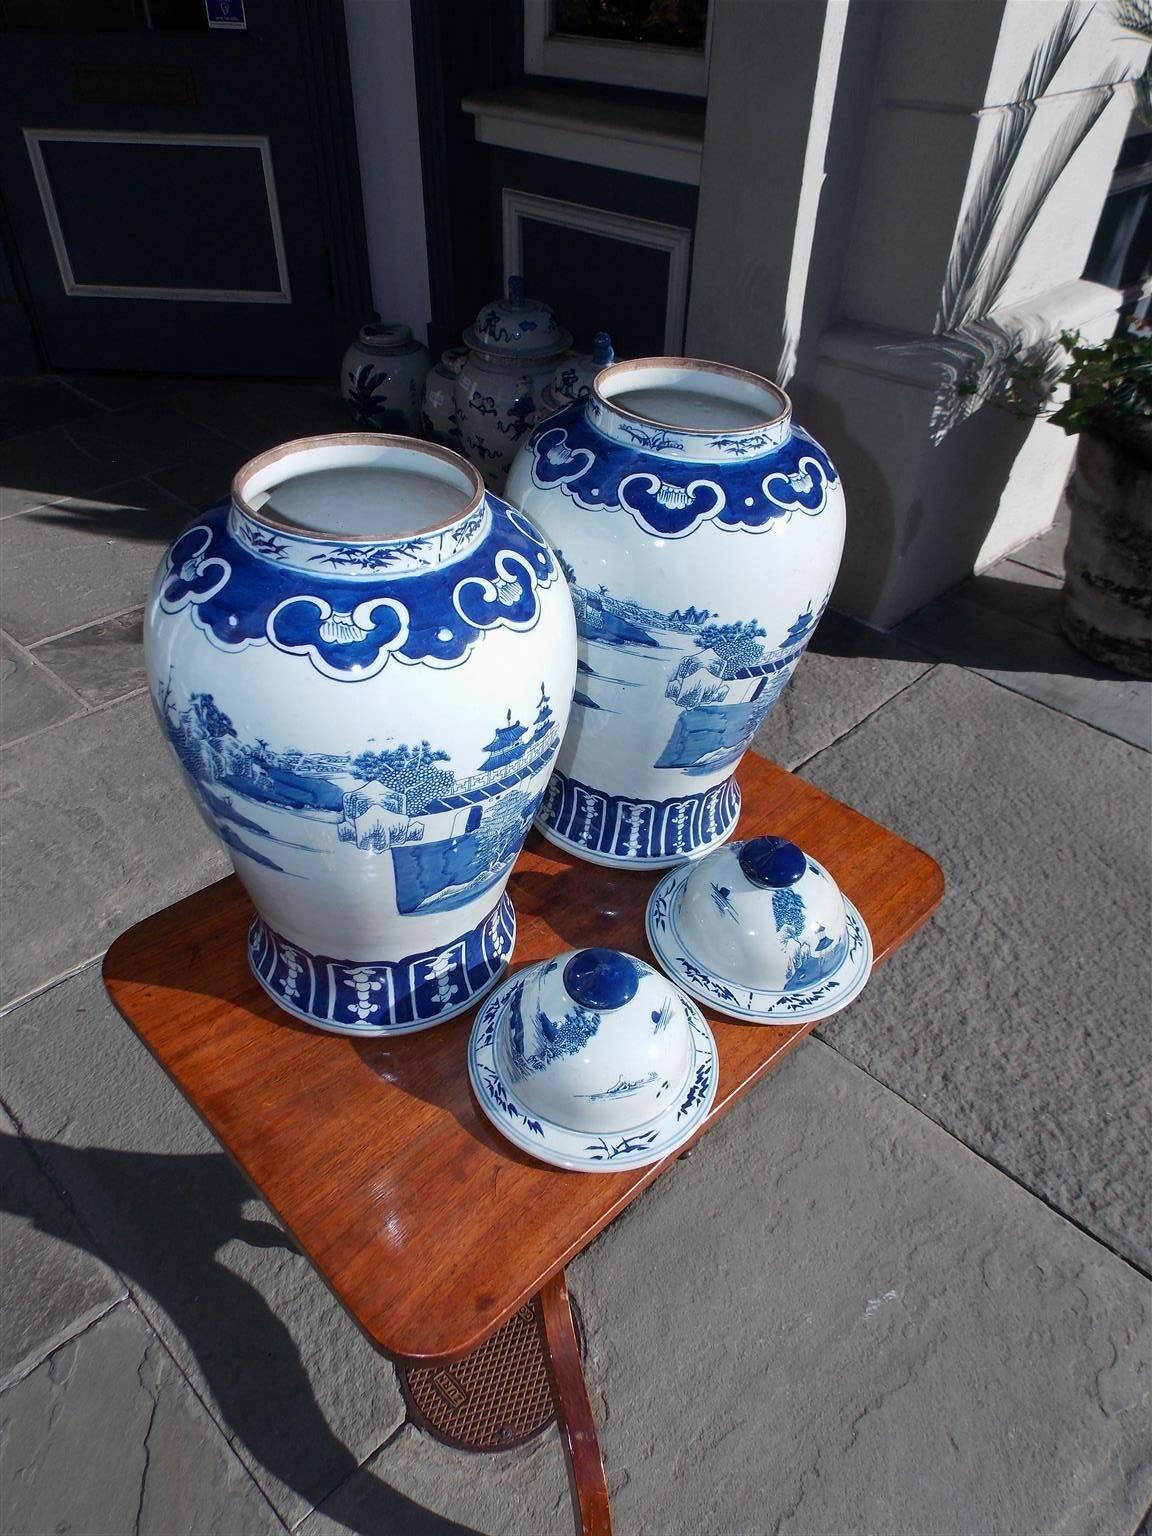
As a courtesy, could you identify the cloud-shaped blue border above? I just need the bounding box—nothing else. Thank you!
[527,406,838,538]
[158,498,558,678]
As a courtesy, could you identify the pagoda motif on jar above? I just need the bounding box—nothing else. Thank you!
[455,276,572,492]
[145,434,576,1035]
[505,357,845,869]
[340,323,431,434]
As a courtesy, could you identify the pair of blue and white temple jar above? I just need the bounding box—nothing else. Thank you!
[145,352,849,1054]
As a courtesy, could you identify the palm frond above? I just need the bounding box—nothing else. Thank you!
[1115,0,1152,39]
[969,67,1118,318]
[937,0,1092,333]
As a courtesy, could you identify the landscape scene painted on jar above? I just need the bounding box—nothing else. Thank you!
[555,548,826,776]
[158,675,559,914]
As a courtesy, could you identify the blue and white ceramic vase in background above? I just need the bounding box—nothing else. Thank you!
[538,332,615,419]
[505,357,845,869]
[144,435,576,1034]
[421,346,468,448]
[340,323,431,434]
[455,276,572,493]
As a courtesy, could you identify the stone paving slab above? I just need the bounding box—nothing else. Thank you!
[149,443,265,515]
[0,402,227,511]
[32,607,147,707]
[0,476,193,645]
[799,665,1152,1274]
[0,692,227,1008]
[301,1425,569,1536]
[894,585,1152,750]
[753,610,933,770]
[1011,518,1069,580]
[0,376,101,441]
[0,1303,282,1536]
[302,1041,1152,1536]
[0,1103,124,1390]
[571,1040,1152,1536]
[0,631,78,746]
[955,557,1063,638]
[0,961,408,1526]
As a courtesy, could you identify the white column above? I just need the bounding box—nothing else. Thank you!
[687,0,850,384]
[689,0,1147,626]
[343,0,432,340]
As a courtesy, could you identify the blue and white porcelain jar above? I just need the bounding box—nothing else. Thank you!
[505,357,845,868]
[421,346,468,449]
[145,435,576,1035]
[455,277,572,493]
[537,332,615,419]
[340,323,431,434]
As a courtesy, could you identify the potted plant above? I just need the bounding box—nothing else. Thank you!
[1036,330,1152,677]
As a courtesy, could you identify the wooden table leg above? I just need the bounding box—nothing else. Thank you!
[537,1271,613,1536]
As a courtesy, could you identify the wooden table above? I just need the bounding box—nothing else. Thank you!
[104,754,942,1535]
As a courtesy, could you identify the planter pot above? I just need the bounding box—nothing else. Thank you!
[145,434,576,1034]
[1062,426,1152,679]
[505,357,845,868]
[340,323,431,434]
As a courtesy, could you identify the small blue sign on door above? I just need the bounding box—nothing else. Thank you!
[205,0,246,29]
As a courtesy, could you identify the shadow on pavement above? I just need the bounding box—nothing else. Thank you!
[0,1132,484,1536]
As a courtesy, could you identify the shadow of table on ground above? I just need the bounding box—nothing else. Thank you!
[0,1132,485,1536]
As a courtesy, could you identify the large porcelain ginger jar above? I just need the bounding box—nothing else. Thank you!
[455,277,572,493]
[340,322,431,434]
[145,434,576,1034]
[505,357,844,868]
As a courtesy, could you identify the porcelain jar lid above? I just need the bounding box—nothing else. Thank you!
[463,275,573,360]
[468,948,717,1171]
[354,321,425,354]
[646,837,874,1025]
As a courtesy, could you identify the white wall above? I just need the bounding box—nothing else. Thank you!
[343,0,432,340]
[686,0,1148,626]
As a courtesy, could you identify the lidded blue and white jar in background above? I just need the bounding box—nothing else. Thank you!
[505,357,845,868]
[421,346,468,448]
[340,323,431,434]
[144,434,576,1035]
[456,276,572,492]
[538,332,615,419]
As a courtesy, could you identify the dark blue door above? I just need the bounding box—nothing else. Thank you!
[0,0,370,375]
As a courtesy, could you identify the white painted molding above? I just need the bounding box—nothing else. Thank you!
[461,89,703,186]
[817,278,1123,388]
[501,188,692,353]
[343,0,431,333]
[23,128,291,304]
[522,0,709,97]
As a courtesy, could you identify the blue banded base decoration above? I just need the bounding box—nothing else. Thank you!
[247,895,515,1037]
[535,770,741,868]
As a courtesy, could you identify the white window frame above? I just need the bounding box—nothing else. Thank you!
[523,0,710,98]
[23,128,291,303]
[502,188,692,353]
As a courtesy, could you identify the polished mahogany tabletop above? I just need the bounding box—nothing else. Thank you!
[104,753,943,1364]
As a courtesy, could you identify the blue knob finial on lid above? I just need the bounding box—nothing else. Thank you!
[592,332,615,366]
[737,836,807,888]
[563,948,639,1011]
[507,274,525,307]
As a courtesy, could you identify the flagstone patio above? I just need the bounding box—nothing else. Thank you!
[1,373,1149,1536]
